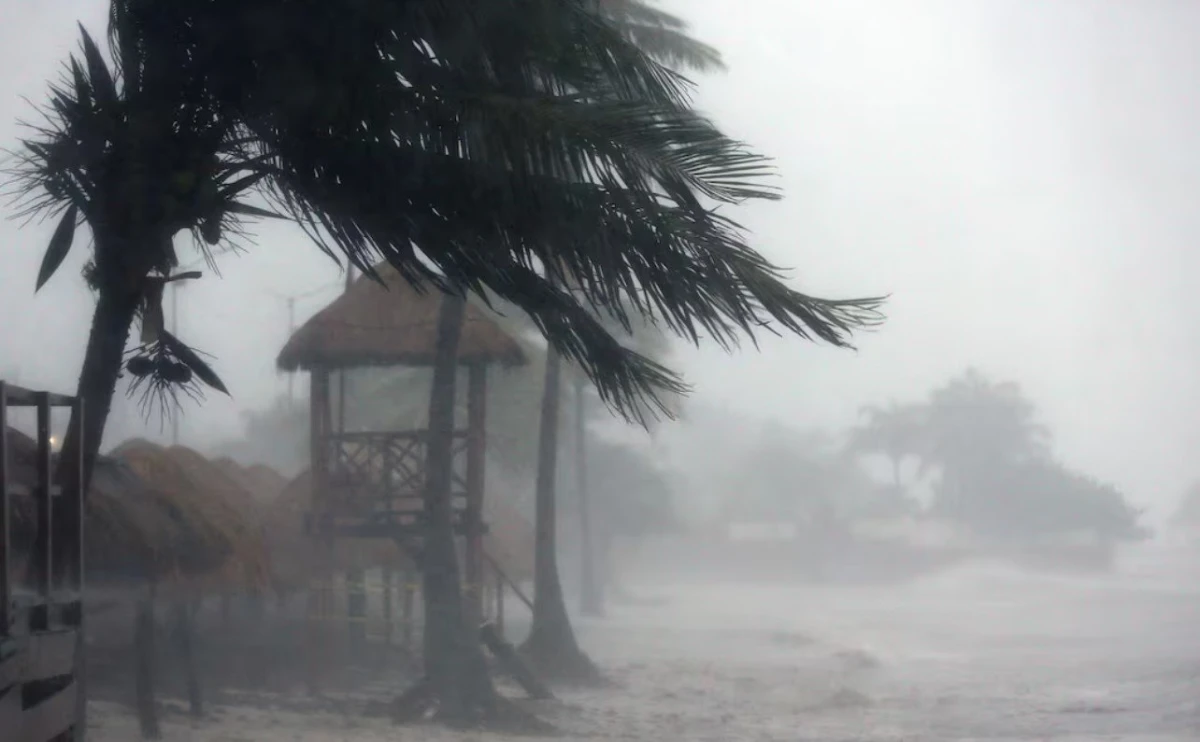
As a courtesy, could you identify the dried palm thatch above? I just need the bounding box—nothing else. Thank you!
[5,428,230,581]
[110,439,270,591]
[213,458,289,505]
[262,470,408,592]
[276,263,528,371]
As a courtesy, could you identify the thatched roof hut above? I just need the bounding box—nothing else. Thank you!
[276,263,527,370]
[5,429,231,582]
[110,439,270,590]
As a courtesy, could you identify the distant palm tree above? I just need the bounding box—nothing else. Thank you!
[846,401,926,491]
[919,369,1050,520]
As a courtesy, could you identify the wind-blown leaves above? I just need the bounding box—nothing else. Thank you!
[9,0,885,422]
[161,330,229,396]
[599,0,726,72]
[35,204,78,291]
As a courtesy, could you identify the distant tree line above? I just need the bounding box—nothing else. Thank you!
[714,368,1148,549]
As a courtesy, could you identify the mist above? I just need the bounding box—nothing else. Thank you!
[1,1,1199,741]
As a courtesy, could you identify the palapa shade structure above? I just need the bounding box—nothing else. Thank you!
[110,439,270,591]
[274,261,530,628]
[262,470,409,592]
[277,264,526,371]
[260,468,534,590]
[5,429,231,581]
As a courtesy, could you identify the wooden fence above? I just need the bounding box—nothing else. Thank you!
[0,382,85,742]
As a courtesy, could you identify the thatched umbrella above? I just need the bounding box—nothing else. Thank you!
[5,428,231,582]
[7,428,248,734]
[110,439,270,592]
[213,458,289,505]
[108,439,278,726]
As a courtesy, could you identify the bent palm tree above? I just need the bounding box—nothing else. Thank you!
[520,0,729,679]
[9,0,883,724]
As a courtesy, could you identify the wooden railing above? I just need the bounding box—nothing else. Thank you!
[0,381,85,742]
[482,550,532,640]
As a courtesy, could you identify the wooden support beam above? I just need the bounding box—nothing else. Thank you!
[0,382,9,634]
[32,393,52,631]
[479,623,552,700]
[464,364,487,627]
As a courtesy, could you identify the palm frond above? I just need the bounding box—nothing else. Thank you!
[598,0,726,72]
[10,0,885,425]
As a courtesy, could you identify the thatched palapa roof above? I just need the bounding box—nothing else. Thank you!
[111,439,270,590]
[5,429,232,581]
[213,458,289,505]
[276,264,527,371]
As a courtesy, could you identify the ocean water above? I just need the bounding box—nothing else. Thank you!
[89,541,1200,741]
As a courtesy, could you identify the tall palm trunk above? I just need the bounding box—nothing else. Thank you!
[521,347,601,683]
[418,293,498,720]
[45,281,142,576]
[575,375,603,617]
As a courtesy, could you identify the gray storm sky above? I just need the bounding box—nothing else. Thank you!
[1,1,1198,522]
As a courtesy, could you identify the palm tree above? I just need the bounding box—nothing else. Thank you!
[13,0,880,500]
[919,369,1050,522]
[519,0,726,680]
[12,0,882,724]
[846,401,926,492]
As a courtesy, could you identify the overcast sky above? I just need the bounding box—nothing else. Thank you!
[1,1,1198,522]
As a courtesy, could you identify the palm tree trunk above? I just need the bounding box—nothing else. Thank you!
[47,282,142,582]
[134,588,160,740]
[55,283,142,498]
[575,376,603,617]
[521,348,601,683]
[171,599,203,718]
[415,293,498,721]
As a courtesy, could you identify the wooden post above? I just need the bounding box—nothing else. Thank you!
[400,570,415,649]
[306,367,333,694]
[464,364,487,627]
[134,587,160,740]
[494,561,505,639]
[172,600,203,718]
[68,396,85,608]
[0,382,9,634]
[33,392,52,630]
[346,567,366,659]
[70,396,88,741]
[382,565,394,646]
